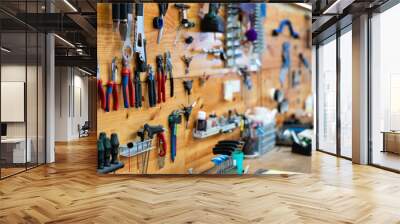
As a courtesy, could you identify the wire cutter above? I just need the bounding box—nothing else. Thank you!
[105,57,119,112]
[156,55,166,103]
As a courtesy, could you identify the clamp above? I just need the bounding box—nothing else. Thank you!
[181,55,193,75]
[174,4,195,45]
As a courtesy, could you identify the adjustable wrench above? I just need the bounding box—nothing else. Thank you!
[120,3,133,61]
[134,3,147,73]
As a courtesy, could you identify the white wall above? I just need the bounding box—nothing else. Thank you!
[54,67,89,141]
[1,65,38,137]
[1,64,46,164]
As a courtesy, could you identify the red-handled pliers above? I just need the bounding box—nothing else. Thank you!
[156,55,166,103]
[105,57,120,111]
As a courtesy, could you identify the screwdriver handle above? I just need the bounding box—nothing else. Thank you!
[134,70,142,108]
[121,69,130,108]
[105,82,113,112]
[136,3,144,16]
[161,72,166,102]
[127,73,135,107]
[112,3,120,22]
[119,3,127,22]
[112,83,119,111]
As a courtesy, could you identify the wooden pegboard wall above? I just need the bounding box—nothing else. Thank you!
[97,3,311,174]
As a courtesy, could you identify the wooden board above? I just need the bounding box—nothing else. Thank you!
[97,3,312,174]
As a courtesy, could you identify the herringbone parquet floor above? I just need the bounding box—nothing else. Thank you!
[1,136,400,223]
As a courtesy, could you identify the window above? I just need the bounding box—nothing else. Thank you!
[0,1,47,179]
[317,36,337,154]
[339,28,352,158]
[370,3,400,171]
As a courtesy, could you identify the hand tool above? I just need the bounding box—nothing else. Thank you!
[134,70,142,108]
[118,3,128,42]
[183,80,193,104]
[168,111,182,162]
[181,55,193,75]
[299,53,310,70]
[272,19,299,39]
[199,73,210,87]
[291,70,301,88]
[279,42,291,86]
[174,4,195,46]
[157,132,167,169]
[121,3,133,61]
[110,133,120,164]
[146,65,157,107]
[153,3,169,44]
[121,58,135,108]
[270,88,284,103]
[112,3,120,33]
[164,51,174,97]
[97,139,105,169]
[143,124,165,139]
[105,57,119,112]
[239,67,252,90]
[104,137,112,167]
[97,64,106,110]
[134,3,147,73]
[137,124,165,173]
[182,101,196,129]
[145,124,165,173]
[278,99,289,113]
[183,80,193,95]
[201,48,227,61]
[200,3,224,33]
[156,55,166,103]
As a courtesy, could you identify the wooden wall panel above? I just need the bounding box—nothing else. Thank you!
[97,3,311,174]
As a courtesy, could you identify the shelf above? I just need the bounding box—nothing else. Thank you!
[193,123,239,139]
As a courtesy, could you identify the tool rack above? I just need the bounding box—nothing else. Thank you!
[119,139,153,157]
[193,117,241,139]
